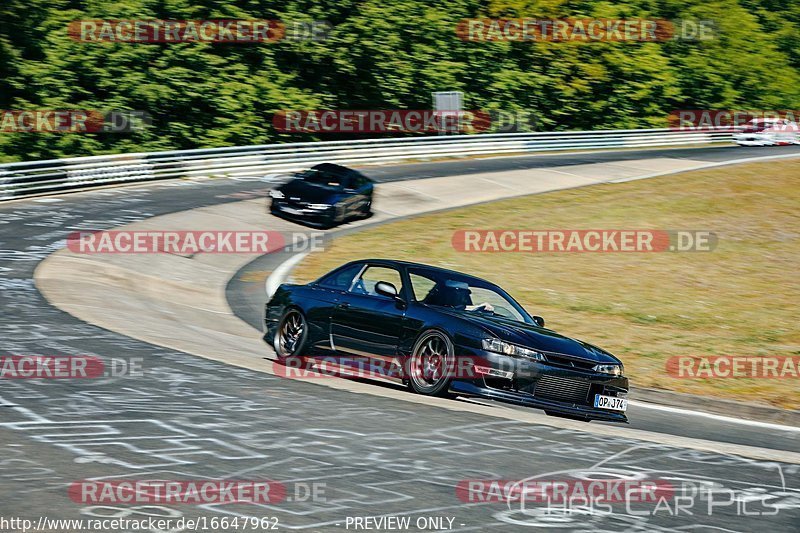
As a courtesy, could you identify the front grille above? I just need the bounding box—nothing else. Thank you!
[533,375,591,404]
[542,352,596,371]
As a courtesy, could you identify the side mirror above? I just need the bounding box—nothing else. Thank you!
[532,315,545,327]
[374,281,398,298]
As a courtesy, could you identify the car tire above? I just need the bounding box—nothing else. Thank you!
[407,330,454,397]
[335,203,347,223]
[273,309,309,365]
[322,204,344,229]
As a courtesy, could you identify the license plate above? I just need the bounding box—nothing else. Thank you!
[281,206,303,215]
[594,394,628,412]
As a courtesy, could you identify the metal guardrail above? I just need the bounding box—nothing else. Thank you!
[0,128,733,200]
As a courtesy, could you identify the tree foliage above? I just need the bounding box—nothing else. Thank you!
[0,0,798,161]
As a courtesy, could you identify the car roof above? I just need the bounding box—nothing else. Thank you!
[310,163,372,181]
[341,258,489,283]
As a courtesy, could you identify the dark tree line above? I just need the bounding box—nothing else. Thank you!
[1,0,798,161]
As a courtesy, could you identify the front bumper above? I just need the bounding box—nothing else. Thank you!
[450,349,629,423]
[270,199,334,223]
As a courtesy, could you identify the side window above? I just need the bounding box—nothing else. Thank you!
[409,272,437,301]
[351,266,403,296]
[317,264,362,291]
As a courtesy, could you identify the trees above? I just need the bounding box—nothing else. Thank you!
[0,0,798,161]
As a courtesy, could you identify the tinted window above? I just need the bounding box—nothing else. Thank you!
[340,175,354,189]
[409,272,437,301]
[317,264,362,290]
[350,266,403,296]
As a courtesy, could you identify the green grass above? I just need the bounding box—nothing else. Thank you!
[294,159,800,409]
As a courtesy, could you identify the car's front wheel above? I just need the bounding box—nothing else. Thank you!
[322,203,345,228]
[274,309,309,362]
[357,198,372,219]
[407,330,454,397]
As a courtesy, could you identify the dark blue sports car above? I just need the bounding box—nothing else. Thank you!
[264,259,629,422]
[269,163,373,227]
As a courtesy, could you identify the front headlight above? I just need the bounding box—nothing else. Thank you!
[482,338,545,361]
[308,203,332,210]
[269,189,284,199]
[593,364,624,376]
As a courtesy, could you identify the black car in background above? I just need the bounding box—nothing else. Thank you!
[264,259,630,422]
[269,163,374,227]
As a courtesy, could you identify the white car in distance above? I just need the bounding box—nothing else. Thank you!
[733,118,799,146]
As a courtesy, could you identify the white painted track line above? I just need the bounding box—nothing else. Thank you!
[630,400,800,432]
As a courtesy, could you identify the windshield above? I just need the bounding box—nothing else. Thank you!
[297,168,346,189]
[747,120,779,132]
[408,267,532,324]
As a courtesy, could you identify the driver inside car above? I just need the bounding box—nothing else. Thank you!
[467,301,495,312]
[444,283,495,313]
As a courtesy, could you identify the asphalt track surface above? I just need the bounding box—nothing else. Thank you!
[1,145,799,532]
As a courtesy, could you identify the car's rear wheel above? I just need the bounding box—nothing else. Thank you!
[274,309,309,363]
[407,330,454,397]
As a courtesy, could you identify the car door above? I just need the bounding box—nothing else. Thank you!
[331,264,407,370]
[309,263,365,352]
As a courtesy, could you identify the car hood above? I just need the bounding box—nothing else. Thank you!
[278,180,339,204]
[440,309,620,363]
